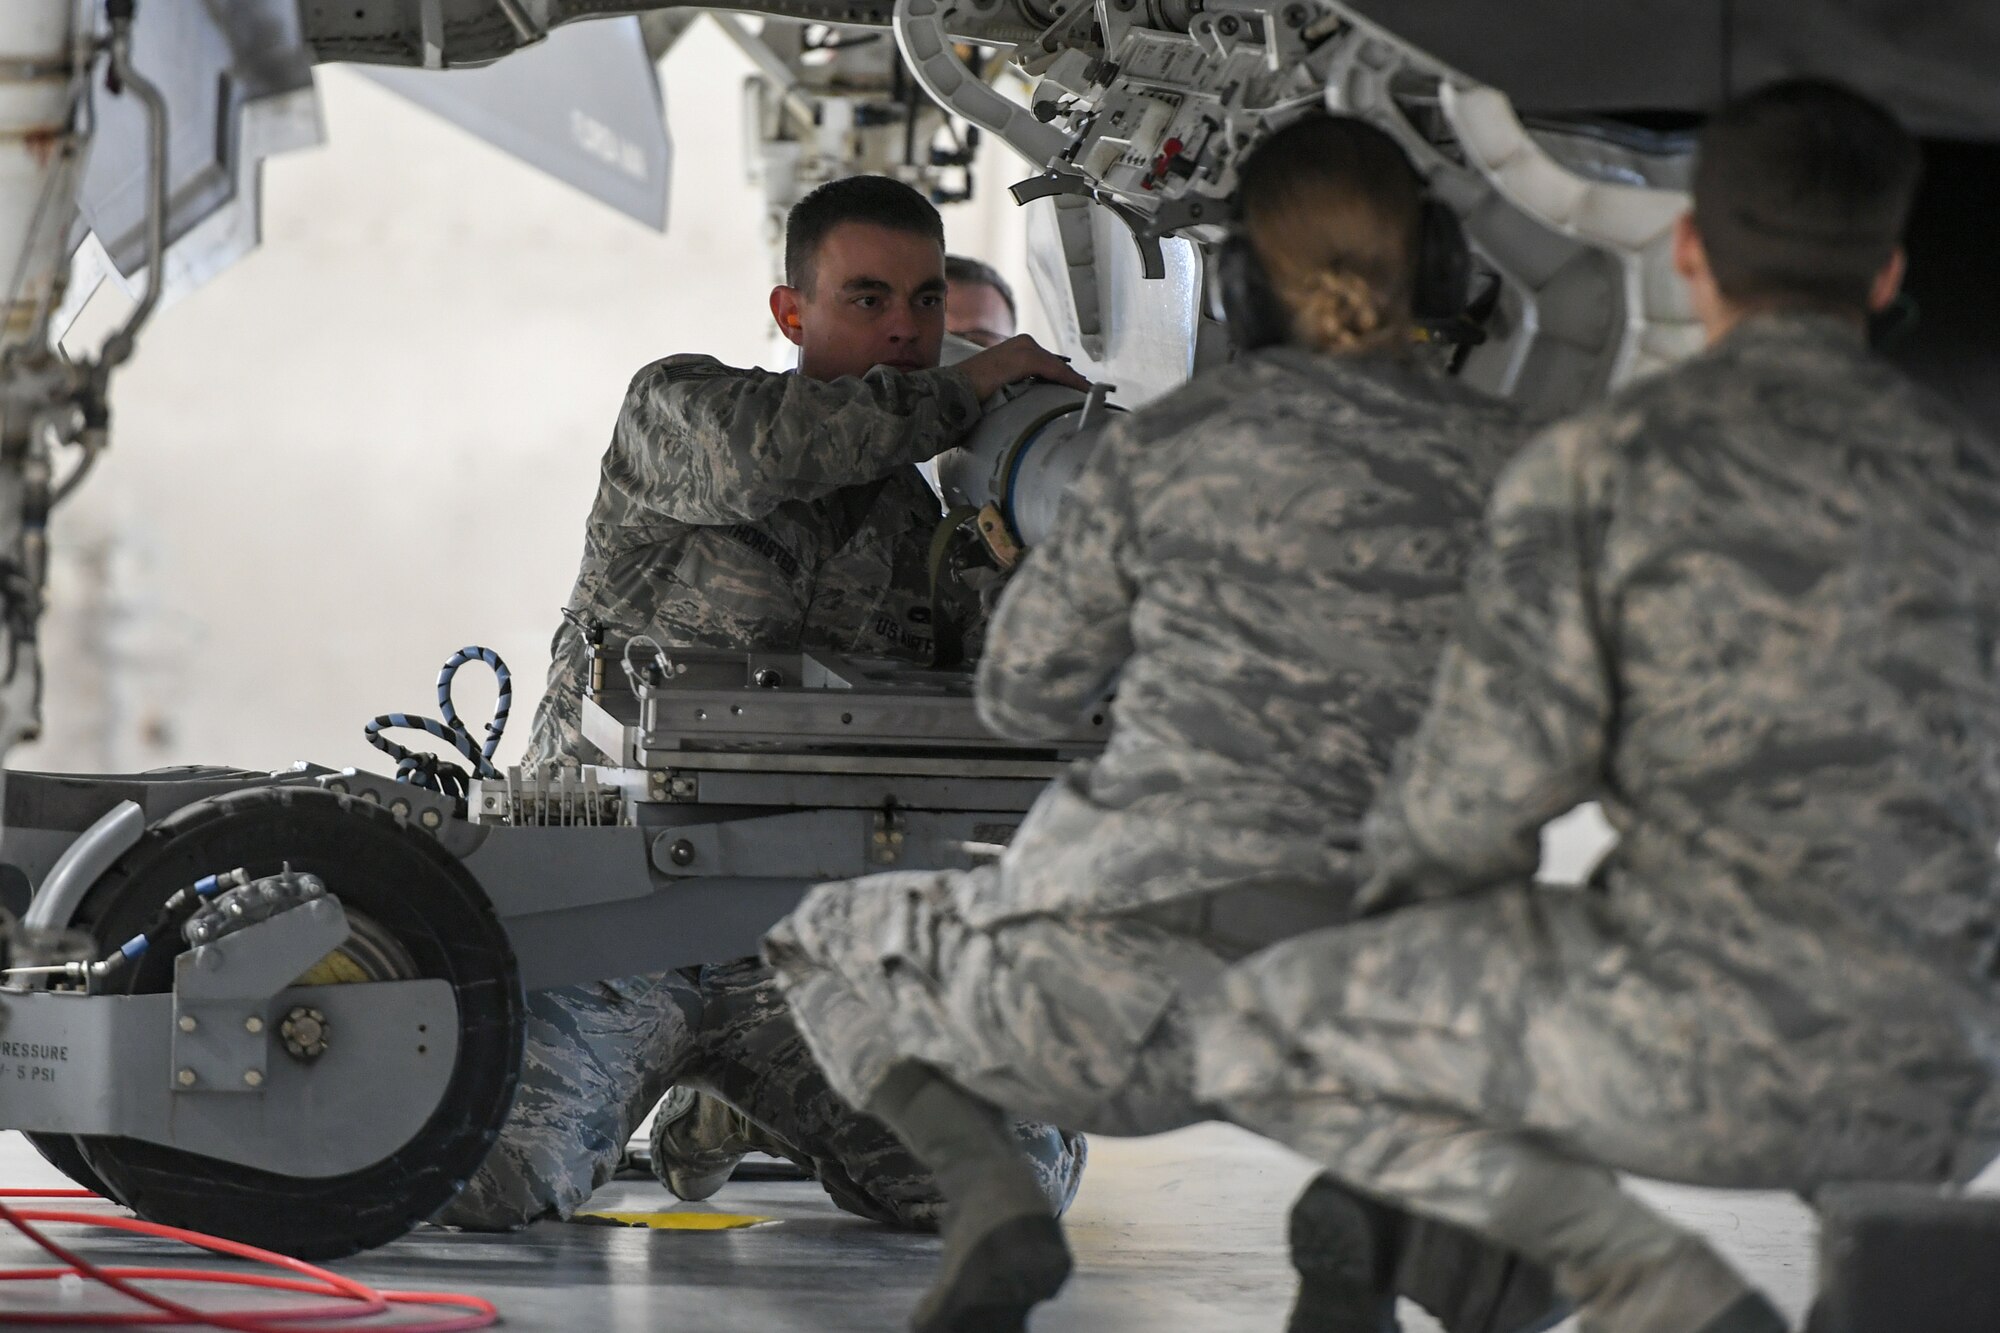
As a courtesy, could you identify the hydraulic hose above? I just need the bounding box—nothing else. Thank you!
[364,646,512,799]
[0,1189,497,1330]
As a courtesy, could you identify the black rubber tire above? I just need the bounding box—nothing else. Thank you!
[69,785,523,1259]
[23,1133,116,1200]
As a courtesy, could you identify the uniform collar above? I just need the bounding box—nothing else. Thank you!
[1716,308,1870,356]
[1252,340,1423,385]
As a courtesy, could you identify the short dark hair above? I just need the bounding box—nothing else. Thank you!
[944,254,1016,320]
[1693,79,1921,310]
[783,175,945,294]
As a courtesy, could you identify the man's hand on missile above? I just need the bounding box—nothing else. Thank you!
[958,335,1092,400]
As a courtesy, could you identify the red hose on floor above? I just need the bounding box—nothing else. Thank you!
[0,1190,497,1330]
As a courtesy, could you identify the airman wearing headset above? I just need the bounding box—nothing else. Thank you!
[1200,78,2000,1333]
[766,113,1561,1333]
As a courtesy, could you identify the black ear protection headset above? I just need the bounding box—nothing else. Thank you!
[1212,231,1291,352]
[1215,196,1476,352]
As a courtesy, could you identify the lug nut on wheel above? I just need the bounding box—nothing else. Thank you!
[280,1006,329,1062]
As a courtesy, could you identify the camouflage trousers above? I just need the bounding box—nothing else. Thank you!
[432,956,1086,1231]
[769,867,1567,1333]
[521,652,586,770]
[767,866,1231,1136]
[1195,884,2000,1333]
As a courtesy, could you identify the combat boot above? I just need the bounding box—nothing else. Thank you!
[648,1086,791,1202]
[1289,1177,1574,1333]
[1388,1195,1570,1333]
[864,1062,1071,1333]
[1286,1177,1400,1333]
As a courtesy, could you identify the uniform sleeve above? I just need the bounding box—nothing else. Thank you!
[604,356,982,525]
[975,416,1141,740]
[1359,418,1618,912]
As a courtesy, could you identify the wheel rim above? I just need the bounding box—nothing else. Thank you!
[66,785,523,1259]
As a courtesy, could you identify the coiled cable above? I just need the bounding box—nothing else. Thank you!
[363,647,511,800]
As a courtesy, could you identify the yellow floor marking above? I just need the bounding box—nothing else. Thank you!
[572,1211,776,1231]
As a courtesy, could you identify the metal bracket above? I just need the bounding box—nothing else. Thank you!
[0,979,458,1177]
[317,770,454,835]
[711,14,822,145]
[1076,381,1115,432]
[871,806,908,866]
[170,897,349,1095]
[1009,169,1097,205]
[1312,3,1697,401]
[1045,189,1107,353]
[1101,198,1170,278]
[1435,82,1697,385]
[1016,1,1103,76]
[893,0,1073,168]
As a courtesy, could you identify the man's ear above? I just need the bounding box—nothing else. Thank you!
[1673,211,1729,339]
[1672,211,1706,287]
[770,285,806,347]
[1868,247,1907,314]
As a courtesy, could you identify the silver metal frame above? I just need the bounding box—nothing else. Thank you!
[0,902,456,1179]
[0,655,1092,1171]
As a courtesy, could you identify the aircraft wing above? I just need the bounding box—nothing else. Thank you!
[71,0,322,307]
[299,2,2000,142]
[62,2,672,341]
[1344,0,2000,140]
[355,16,672,231]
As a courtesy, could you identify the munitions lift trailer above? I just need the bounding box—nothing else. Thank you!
[0,648,1105,1257]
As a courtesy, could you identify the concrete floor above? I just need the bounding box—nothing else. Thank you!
[0,1126,1833,1331]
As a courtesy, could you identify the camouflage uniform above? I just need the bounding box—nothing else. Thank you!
[444,355,1085,1232]
[770,347,1543,1320]
[526,353,986,765]
[434,959,1082,1230]
[1196,314,2000,1332]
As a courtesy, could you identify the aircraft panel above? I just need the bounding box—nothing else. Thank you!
[356,17,672,230]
